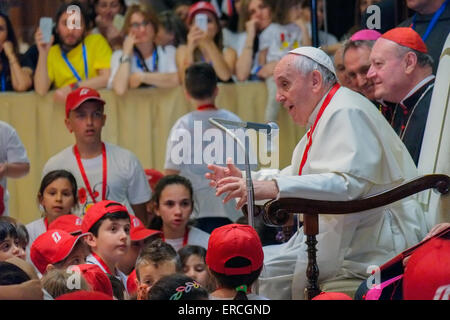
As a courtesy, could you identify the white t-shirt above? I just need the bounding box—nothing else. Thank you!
[42,142,151,216]
[107,45,177,88]
[164,108,248,221]
[223,29,247,56]
[164,226,210,252]
[0,121,29,216]
[261,23,304,63]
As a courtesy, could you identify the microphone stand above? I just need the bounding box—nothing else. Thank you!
[208,118,255,228]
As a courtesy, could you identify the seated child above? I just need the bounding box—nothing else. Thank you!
[178,245,215,292]
[30,229,89,276]
[134,238,179,300]
[118,215,161,275]
[148,175,210,251]
[81,200,131,291]
[41,267,90,299]
[148,273,209,300]
[26,170,79,260]
[0,219,26,261]
[206,224,268,300]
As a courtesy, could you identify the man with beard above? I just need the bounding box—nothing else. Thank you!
[34,1,112,103]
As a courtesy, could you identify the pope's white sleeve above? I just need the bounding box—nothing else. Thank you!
[274,172,373,201]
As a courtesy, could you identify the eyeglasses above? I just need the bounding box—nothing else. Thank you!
[130,21,150,29]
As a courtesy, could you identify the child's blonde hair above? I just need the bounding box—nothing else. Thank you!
[41,267,89,299]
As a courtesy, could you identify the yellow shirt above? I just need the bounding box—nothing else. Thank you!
[47,33,112,88]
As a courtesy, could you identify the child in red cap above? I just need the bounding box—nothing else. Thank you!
[206,224,268,300]
[82,200,131,293]
[117,216,161,276]
[30,229,88,275]
[42,87,151,225]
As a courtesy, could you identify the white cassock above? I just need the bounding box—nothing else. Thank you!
[255,87,428,300]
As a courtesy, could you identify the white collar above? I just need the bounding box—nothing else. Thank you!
[400,75,435,104]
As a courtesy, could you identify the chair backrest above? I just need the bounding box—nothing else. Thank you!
[417,33,450,228]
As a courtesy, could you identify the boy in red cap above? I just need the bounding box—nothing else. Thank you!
[206,224,268,300]
[30,229,88,276]
[42,86,151,225]
[367,27,435,165]
[82,200,131,292]
[118,215,161,275]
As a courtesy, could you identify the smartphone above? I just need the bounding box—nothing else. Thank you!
[113,14,125,31]
[195,13,208,32]
[39,17,53,44]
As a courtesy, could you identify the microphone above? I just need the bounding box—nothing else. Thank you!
[209,118,279,135]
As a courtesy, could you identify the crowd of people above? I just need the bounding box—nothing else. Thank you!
[0,0,449,301]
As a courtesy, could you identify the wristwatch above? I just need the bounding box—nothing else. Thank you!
[120,54,131,64]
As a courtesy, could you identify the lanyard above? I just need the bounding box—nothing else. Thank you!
[44,217,49,231]
[136,48,158,72]
[196,104,217,111]
[162,227,189,247]
[1,72,5,92]
[411,0,448,41]
[90,252,114,275]
[61,42,88,82]
[73,143,107,204]
[298,83,340,176]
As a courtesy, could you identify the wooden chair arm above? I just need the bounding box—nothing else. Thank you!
[258,174,449,226]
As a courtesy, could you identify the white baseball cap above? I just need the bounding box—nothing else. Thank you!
[289,46,336,77]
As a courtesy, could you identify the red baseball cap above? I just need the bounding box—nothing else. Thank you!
[74,264,114,297]
[187,1,217,25]
[55,290,113,300]
[81,200,130,234]
[48,214,83,235]
[144,168,164,191]
[381,27,428,53]
[30,229,88,274]
[127,269,138,296]
[129,216,161,242]
[403,236,450,300]
[65,87,105,118]
[312,291,353,300]
[206,224,263,275]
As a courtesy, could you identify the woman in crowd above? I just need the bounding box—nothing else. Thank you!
[92,0,127,50]
[175,1,236,83]
[0,13,32,92]
[148,175,210,252]
[109,4,179,95]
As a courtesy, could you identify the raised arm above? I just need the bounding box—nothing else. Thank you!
[235,19,258,81]
[33,28,53,95]
[2,41,32,92]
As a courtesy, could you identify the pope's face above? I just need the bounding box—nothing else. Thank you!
[274,55,317,126]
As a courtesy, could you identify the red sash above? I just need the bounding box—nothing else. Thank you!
[74,143,107,203]
[298,83,340,175]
